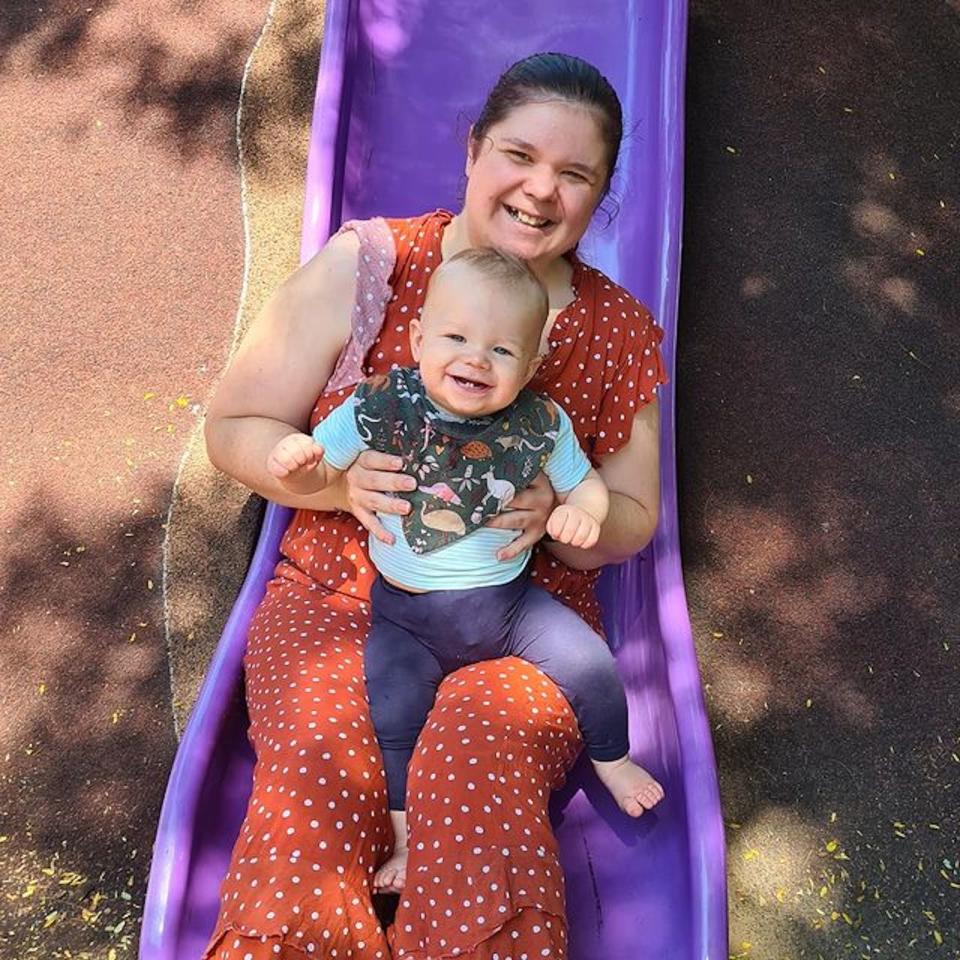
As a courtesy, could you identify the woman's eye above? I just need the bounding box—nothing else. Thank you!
[564,170,588,183]
[507,150,531,162]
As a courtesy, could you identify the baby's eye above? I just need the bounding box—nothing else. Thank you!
[493,346,515,357]
[446,334,466,343]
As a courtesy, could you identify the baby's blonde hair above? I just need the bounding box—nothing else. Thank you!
[429,247,549,334]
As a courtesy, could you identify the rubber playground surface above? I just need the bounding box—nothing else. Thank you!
[1,1,957,958]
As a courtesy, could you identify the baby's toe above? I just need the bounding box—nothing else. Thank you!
[623,796,646,818]
[641,786,663,809]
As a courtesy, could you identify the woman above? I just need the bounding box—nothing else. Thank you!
[203,52,667,960]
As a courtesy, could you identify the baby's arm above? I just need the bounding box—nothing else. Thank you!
[266,432,345,495]
[540,402,610,550]
[547,469,609,549]
[266,390,366,495]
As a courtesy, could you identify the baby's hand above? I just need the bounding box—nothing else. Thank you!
[546,504,602,549]
[267,433,325,480]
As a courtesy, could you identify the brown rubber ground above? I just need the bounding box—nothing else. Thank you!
[1,1,957,958]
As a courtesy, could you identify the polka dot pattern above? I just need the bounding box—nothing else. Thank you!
[204,581,393,959]
[204,211,667,960]
[326,218,396,395]
[203,581,580,960]
[390,661,579,958]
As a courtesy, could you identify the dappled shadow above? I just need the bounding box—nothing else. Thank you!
[238,0,323,176]
[1,1,111,73]
[116,31,254,160]
[164,424,266,734]
[0,476,255,957]
[680,0,959,954]
[162,1,328,734]
[0,0,321,167]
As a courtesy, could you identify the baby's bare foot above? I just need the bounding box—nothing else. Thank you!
[373,847,408,894]
[593,756,665,817]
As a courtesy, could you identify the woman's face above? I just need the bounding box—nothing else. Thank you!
[462,99,609,273]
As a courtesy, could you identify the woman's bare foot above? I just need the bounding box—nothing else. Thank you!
[592,756,665,817]
[373,846,408,894]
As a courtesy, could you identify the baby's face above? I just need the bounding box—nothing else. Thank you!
[410,265,544,418]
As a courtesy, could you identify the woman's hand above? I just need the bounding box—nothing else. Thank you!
[486,472,558,561]
[344,450,416,545]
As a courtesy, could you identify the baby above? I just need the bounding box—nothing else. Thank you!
[267,247,664,893]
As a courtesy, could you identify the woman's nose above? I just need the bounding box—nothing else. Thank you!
[523,165,557,201]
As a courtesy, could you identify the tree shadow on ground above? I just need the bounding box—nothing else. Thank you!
[679,0,959,955]
[1,0,321,168]
[0,478,247,958]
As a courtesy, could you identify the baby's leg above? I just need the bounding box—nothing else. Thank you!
[510,584,664,817]
[365,583,445,891]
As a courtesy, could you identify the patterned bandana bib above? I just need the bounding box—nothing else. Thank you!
[354,368,560,554]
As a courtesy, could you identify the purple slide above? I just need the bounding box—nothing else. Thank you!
[141,0,727,957]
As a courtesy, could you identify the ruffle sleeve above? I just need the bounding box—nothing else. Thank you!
[593,299,668,461]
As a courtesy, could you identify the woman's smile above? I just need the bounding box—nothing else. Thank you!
[503,204,555,230]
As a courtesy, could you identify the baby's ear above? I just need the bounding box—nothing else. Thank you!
[524,353,543,382]
[409,318,423,362]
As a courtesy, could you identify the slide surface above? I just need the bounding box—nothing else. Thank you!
[140,0,728,957]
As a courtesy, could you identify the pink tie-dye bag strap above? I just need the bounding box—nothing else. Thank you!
[324,217,396,393]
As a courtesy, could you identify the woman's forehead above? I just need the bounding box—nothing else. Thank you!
[490,100,606,162]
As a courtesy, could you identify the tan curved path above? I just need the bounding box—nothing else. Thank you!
[164,0,325,735]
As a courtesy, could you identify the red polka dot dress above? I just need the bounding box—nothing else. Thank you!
[203,210,667,960]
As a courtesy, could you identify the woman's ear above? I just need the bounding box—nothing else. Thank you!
[465,125,476,177]
[409,317,423,362]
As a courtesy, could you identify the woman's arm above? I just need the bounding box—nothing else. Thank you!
[545,398,661,570]
[204,232,361,509]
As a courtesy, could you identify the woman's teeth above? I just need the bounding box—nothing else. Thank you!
[506,205,550,229]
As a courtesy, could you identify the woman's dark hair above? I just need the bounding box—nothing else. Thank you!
[471,52,623,198]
